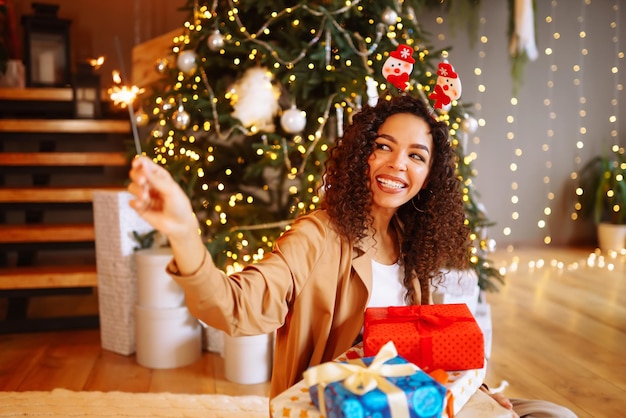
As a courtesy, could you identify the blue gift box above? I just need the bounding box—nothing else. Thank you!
[308,355,446,418]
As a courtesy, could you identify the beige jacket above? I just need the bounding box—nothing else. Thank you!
[168,209,422,398]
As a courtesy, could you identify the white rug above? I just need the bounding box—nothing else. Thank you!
[0,389,269,417]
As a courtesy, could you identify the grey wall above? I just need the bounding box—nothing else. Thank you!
[421,0,625,248]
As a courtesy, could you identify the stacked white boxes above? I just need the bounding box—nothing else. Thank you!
[93,191,201,367]
[134,247,202,369]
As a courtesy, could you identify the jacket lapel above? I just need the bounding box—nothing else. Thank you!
[351,246,373,297]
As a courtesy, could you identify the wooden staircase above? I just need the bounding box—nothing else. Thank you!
[0,87,131,332]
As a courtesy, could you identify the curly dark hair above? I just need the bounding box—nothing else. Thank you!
[321,94,470,305]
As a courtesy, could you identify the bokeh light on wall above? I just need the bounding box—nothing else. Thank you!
[503,95,519,242]
[569,0,590,221]
[539,0,559,246]
[608,1,622,146]
[571,1,589,220]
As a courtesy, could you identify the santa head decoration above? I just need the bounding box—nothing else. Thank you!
[382,44,415,91]
[428,61,462,111]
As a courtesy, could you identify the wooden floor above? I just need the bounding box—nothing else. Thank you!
[0,246,624,417]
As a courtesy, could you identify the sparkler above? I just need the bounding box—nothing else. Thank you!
[114,37,143,155]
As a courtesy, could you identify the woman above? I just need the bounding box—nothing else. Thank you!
[129,94,575,417]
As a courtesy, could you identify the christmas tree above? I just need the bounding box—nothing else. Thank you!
[135,0,504,291]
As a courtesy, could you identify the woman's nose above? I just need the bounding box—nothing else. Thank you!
[389,154,407,170]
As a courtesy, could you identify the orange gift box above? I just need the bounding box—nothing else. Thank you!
[363,304,484,372]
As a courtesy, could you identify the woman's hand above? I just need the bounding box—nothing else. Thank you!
[128,156,209,275]
[479,385,520,418]
[128,156,198,242]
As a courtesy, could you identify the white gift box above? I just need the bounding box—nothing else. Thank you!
[432,269,480,314]
[224,333,273,384]
[135,247,185,309]
[135,305,202,369]
[93,191,153,355]
[201,322,225,354]
[474,302,493,359]
[442,366,487,417]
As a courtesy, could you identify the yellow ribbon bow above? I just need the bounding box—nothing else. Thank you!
[303,341,418,418]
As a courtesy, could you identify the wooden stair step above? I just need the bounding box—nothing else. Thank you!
[0,186,127,203]
[0,265,98,289]
[0,119,130,134]
[0,87,74,101]
[0,224,95,244]
[0,87,114,102]
[0,152,129,166]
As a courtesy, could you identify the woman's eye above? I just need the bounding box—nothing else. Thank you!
[410,153,425,162]
[375,142,390,151]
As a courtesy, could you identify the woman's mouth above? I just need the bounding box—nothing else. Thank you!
[376,177,406,189]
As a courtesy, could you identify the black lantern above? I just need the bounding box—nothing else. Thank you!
[21,3,71,87]
[73,62,101,118]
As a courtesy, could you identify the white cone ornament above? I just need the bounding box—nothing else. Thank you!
[366,77,379,107]
[429,61,462,112]
[177,50,198,75]
[510,0,539,61]
[281,105,306,134]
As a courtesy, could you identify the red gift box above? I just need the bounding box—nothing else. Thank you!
[363,304,484,372]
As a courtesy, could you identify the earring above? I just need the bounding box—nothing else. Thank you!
[411,196,424,212]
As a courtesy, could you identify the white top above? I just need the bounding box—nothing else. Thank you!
[367,259,406,308]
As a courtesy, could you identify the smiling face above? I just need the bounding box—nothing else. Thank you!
[367,112,434,216]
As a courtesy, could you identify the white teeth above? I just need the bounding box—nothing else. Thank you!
[377,177,405,189]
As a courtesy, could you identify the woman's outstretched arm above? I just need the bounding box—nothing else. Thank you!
[128,156,207,276]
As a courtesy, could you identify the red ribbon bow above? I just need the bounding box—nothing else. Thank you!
[428,84,452,109]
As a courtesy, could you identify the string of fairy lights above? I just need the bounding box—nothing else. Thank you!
[571,0,623,240]
[539,0,558,246]
[430,7,503,280]
[503,93,519,243]
[468,15,496,256]
[609,1,622,149]
[570,0,589,221]
[508,0,623,252]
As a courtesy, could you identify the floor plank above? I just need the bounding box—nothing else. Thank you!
[83,349,152,393]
